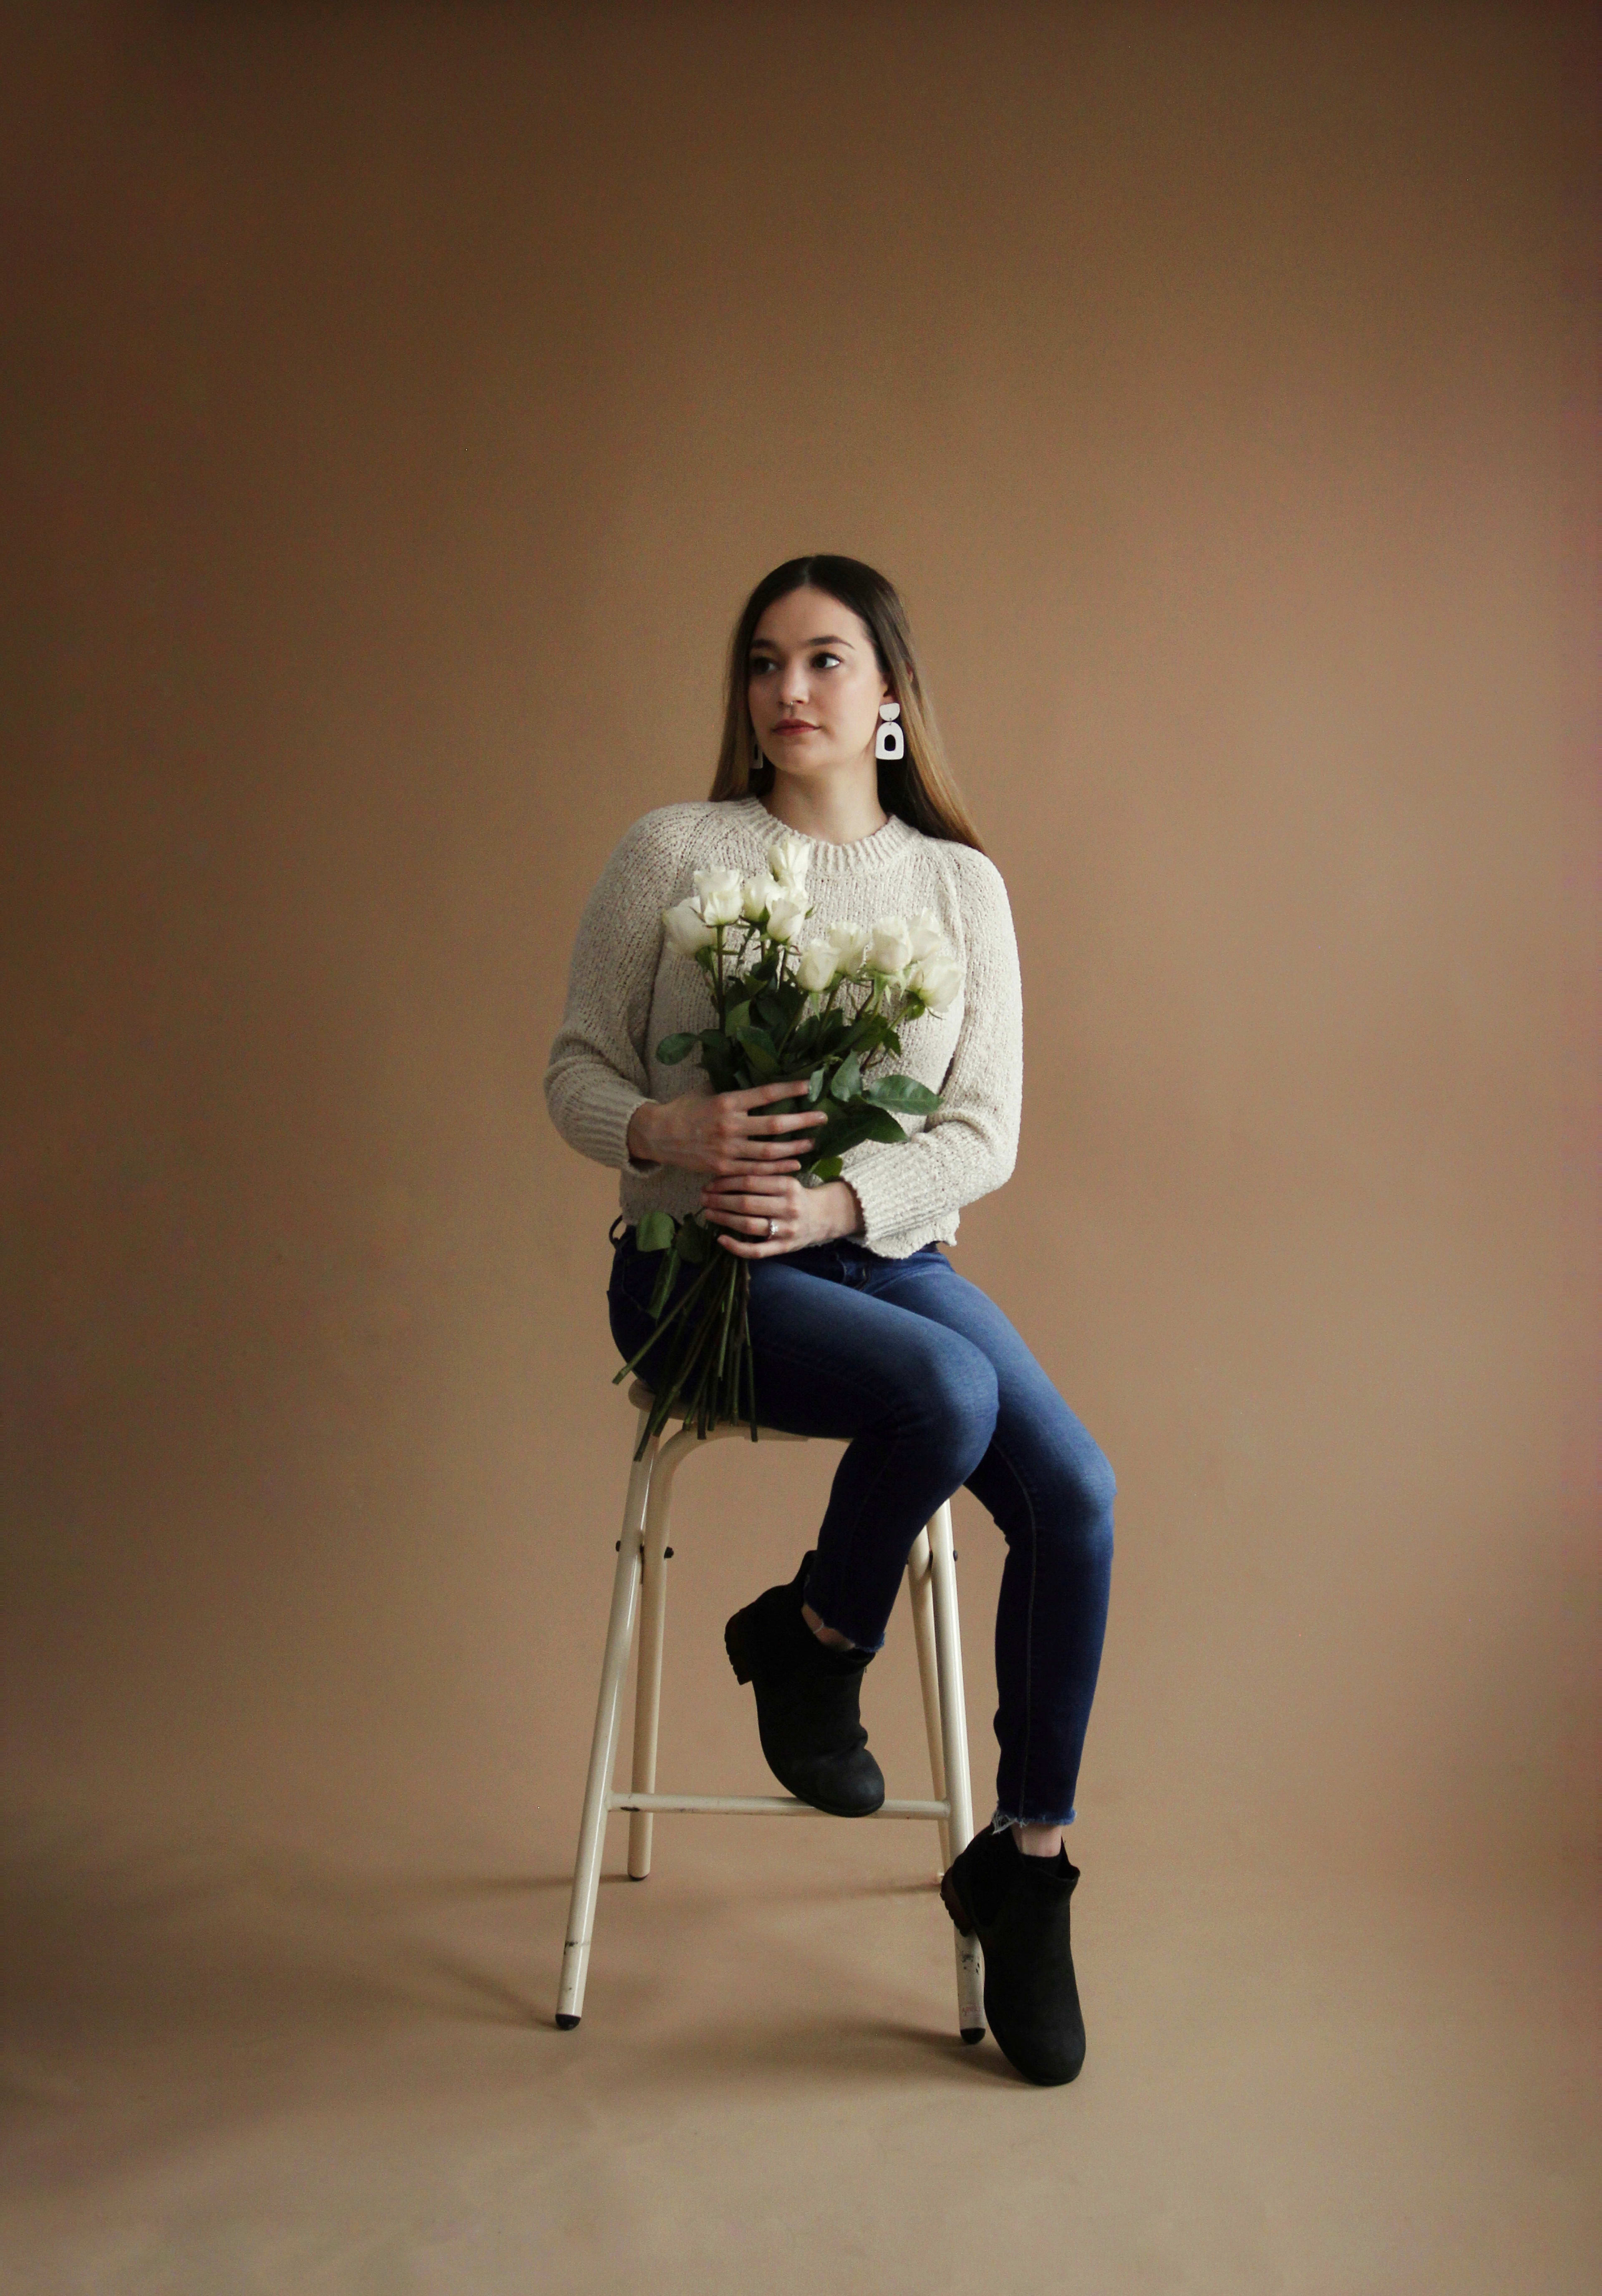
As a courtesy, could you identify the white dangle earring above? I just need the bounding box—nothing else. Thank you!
[875,701,905,761]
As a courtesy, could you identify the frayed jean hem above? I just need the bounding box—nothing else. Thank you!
[799,1566,886,1655]
[990,1803,1076,1832]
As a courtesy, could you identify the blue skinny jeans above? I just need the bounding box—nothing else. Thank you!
[607,1225,1115,1830]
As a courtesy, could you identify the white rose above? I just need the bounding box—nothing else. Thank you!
[765,887,810,944]
[907,953,962,1014]
[824,919,870,974]
[741,871,782,922]
[796,940,838,993]
[693,866,744,926]
[766,833,812,891]
[662,898,715,955]
[907,906,948,962]
[867,914,914,974]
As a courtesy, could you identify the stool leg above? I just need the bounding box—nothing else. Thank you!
[557,1413,654,2029]
[906,1529,951,1870]
[627,1454,677,1880]
[929,1500,985,2042]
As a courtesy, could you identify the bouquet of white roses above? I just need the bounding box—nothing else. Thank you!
[614,831,961,1454]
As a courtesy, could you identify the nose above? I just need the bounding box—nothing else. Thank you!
[778,659,810,710]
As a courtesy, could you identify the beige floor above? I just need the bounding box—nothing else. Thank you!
[3,1803,1596,2296]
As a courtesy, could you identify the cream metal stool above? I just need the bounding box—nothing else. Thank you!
[556,1379,986,2039]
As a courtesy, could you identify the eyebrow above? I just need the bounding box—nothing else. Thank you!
[749,634,857,651]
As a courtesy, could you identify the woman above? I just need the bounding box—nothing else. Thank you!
[544,555,1114,2087]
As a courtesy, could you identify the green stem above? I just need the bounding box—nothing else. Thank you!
[633,1250,741,1455]
[633,1296,713,1455]
[714,1252,738,1383]
[610,1253,722,1386]
[741,1276,758,1440]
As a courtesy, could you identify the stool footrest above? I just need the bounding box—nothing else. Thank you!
[611,1790,949,1821]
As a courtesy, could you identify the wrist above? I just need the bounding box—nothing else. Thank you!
[821,1178,864,1241]
[625,1102,660,1168]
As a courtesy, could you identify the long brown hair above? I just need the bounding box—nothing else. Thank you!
[708,555,987,855]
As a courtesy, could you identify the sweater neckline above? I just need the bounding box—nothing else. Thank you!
[728,794,921,879]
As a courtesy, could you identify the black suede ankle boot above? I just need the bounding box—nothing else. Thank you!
[940,1824,1086,2085]
[724,1551,885,1818]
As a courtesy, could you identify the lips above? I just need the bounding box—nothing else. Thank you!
[773,720,817,733]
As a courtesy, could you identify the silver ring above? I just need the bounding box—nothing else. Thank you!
[766,1216,776,1240]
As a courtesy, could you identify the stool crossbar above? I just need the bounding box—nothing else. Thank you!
[556,1380,986,2039]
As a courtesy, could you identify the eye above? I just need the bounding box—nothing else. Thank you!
[810,651,842,670]
[748,655,777,677]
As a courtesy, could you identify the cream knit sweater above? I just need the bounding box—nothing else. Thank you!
[543,793,1023,1259]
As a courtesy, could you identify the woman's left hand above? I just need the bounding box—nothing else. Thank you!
[700,1173,863,1257]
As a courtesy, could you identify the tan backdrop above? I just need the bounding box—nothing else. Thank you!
[4,2,1595,1900]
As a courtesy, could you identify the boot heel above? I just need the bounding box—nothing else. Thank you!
[940,1867,976,1938]
[724,1614,753,1685]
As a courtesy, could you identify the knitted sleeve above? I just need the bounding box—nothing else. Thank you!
[542,812,677,1177]
[839,849,1023,1249]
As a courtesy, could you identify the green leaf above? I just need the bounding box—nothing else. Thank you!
[810,1155,843,1181]
[806,1067,827,1104]
[810,1103,904,1158]
[725,999,751,1038]
[635,1210,677,1253]
[830,1049,863,1103]
[732,1024,779,1080]
[655,1033,699,1065]
[864,1074,942,1115]
[678,1220,710,1264]
[849,1013,892,1053]
[699,1030,736,1094]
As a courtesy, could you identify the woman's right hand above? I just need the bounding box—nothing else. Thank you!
[626,1081,829,1178]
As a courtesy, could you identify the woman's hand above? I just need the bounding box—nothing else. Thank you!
[701,1173,864,1257]
[626,1080,829,1178]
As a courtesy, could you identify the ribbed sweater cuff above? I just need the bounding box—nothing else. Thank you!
[562,1074,662,1179]
[842,1146,939,1251]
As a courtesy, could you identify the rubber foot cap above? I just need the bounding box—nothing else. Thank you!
[628,1871,648,1882]
[960,2026,986,2046]
[555,2013,581,2030]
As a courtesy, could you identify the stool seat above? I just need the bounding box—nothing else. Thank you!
[555,1380,985,2040]
[625,1376,805,1440]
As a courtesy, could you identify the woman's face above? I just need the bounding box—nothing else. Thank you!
[746,587,892,788]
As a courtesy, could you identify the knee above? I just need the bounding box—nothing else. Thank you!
[916,1346,1000,1477]
[1081,1439,1117,1521]
[1057,1433,1116,1547]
